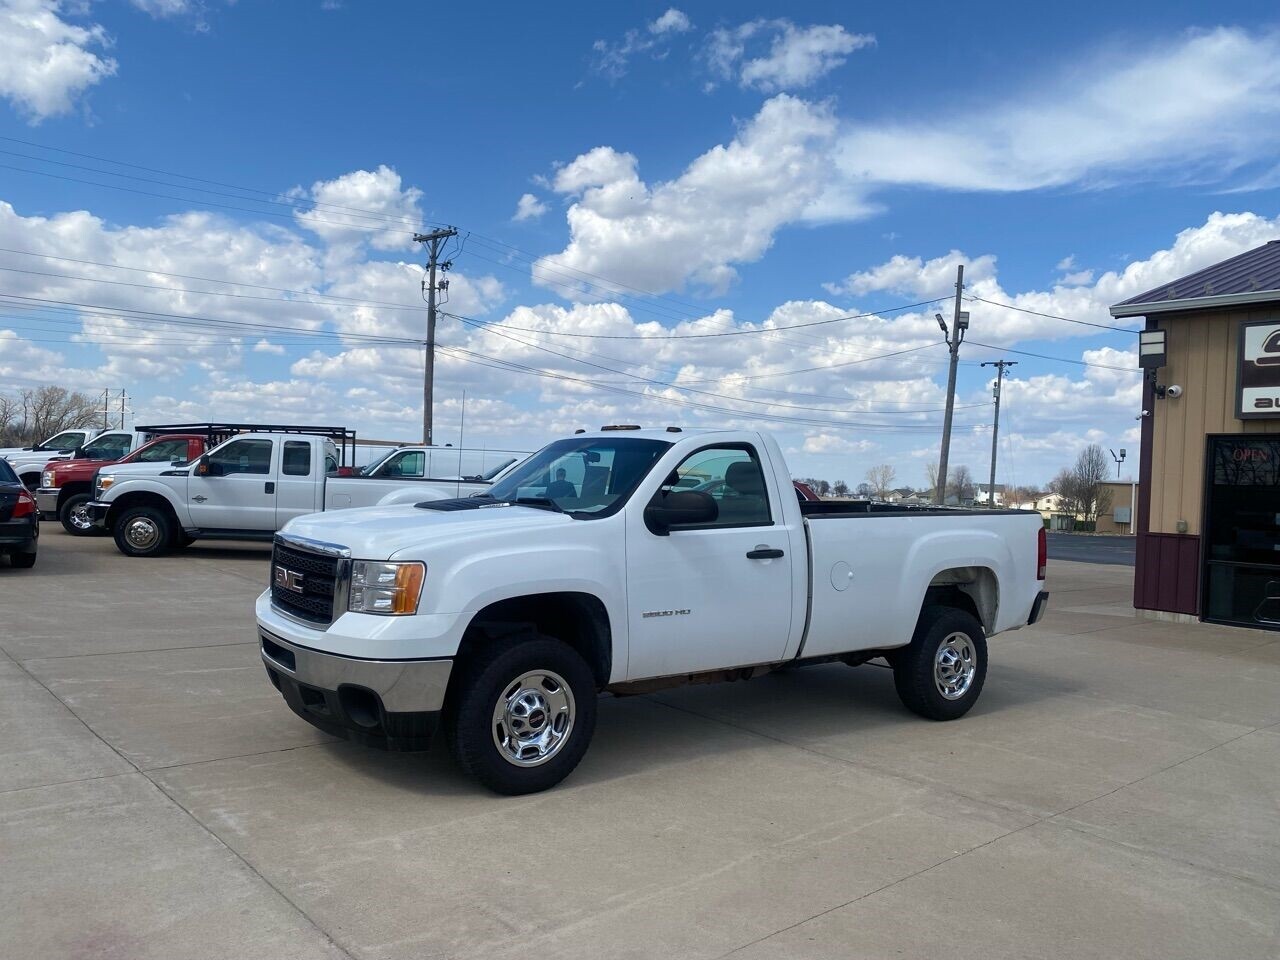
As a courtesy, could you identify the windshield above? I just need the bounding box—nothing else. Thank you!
[485,436,670,518]
[41,431,88,450]
[0,459,17,484]
[80,433,132,459]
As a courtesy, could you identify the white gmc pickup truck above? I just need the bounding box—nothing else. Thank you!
[257,427,1048,794]
[89,432,494,556]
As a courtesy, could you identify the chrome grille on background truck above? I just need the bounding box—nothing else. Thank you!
[270,534,351,625]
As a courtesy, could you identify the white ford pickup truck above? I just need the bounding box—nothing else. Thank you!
[89,432,495,557]
[257,427,1048,794]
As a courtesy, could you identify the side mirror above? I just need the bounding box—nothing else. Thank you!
[644,489,718,536]
[194,454,216,477]
[72,446,87,459]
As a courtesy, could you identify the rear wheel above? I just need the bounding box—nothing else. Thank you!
[113,506,172,558]
[446,635,597,795]
[59,493,97,536]
[893,605,987,721]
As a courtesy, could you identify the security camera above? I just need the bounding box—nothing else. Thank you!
[1165,384,1183,399]
[1136,410,1150,419]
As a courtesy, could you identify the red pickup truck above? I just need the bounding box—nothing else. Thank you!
[37,434,210,535]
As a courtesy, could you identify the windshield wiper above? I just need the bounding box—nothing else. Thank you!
[504,496,564,513]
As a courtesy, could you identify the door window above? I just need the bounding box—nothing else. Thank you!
[376,450,425,478]
[663,445,772,527]
[282,441,312,476]
[208,438,273,476]
[136,439,191,462]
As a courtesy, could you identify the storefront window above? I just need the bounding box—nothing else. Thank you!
[1203,437,1280,628]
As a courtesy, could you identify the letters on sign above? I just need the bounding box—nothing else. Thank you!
[1238,320,1280,419]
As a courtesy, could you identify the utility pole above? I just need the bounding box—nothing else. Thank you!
[99,389,111,429]
[980,360,1016,508]
[117,389,131,430]
[413,226,459,446]
[934,264,968,504]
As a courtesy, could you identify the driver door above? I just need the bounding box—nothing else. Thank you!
[624,443,795,680]
[186,437,278,531]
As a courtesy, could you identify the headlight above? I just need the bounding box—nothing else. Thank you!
[348,560,425,616]
[42,470,55,488]
[96,475,115,496]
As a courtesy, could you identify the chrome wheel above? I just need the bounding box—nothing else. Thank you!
[934,631,977,700]
[491,669,575,767]
[68,504,94,532]
[124,517,162,551]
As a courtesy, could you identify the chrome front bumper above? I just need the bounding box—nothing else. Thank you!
[35,488,58,516]
[259,629,452,715]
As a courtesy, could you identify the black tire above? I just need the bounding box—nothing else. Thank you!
[112,505,172,558]
[58,492,97,536]
[446,635,597,795]
[893,604,987,721]
[20,472,39,491]
[9,549,36,569]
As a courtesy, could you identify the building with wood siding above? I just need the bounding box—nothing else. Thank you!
[1111,241,1280,630]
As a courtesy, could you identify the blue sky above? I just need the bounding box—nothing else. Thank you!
[2,1,1279,489]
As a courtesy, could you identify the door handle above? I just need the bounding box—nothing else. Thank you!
[746,547,784,560]
[264,482,275,494]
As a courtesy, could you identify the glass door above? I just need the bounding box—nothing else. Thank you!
[1202,436,1280,629]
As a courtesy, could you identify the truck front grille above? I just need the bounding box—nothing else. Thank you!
[271,536,350,626]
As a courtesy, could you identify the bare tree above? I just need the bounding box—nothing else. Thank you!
[0,387,101,446]
[864,463,897,498]
[832,480,850,497]
[925,462,944,499]
[855,481,872,497]
[1049,445,1113,522]
[951,464,976,502]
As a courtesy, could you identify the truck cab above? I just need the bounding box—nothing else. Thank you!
[1,428,105,488]
[37,434,209,534]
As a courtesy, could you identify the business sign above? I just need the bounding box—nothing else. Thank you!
[1237,320,1280,419]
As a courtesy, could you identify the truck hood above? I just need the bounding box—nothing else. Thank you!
[282,502,574,560]
[99,461,185,480]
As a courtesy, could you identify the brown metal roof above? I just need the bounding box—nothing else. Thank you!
[1110,239,1280,317]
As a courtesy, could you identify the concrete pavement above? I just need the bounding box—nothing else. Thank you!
[2,533,1278,959]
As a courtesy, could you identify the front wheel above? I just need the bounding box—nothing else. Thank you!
[893,605,987,721]
[59,493,98,536]
[446,636,597,795]
[113,506,172,558]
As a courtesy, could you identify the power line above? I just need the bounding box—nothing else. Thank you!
[966,339,1137,372]
[435,344,959,433]
[966,295,1135,333]
[442,298,944,340]
[447,310,979,421]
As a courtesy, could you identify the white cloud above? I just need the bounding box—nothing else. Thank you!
[0,0,117,122]
[802,433,876,455]
[292,166,423,253]
[512,193,549,222]
[836,27,1280,194]
[825,250,998,299]
[535,95,845,295]
[707,20,873,92]
[253,339,286,355]
[129,0,193,17]
[649,8,691,35]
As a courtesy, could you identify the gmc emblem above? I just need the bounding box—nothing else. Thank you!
[274,566,304,593]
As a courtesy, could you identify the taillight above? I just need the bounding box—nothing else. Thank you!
[1037,526,1047,580]
[13,490,35,519]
